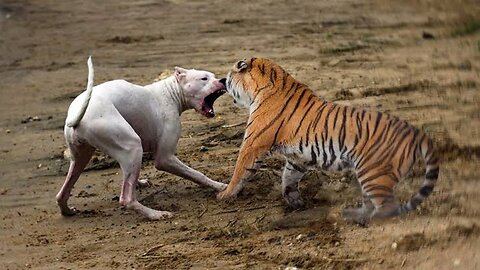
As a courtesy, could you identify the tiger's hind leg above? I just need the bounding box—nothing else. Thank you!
[345,174,400,225]
[282,160,306,209]
[342,192,374,226]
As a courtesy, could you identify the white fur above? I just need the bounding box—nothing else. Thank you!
[56,58,226,220]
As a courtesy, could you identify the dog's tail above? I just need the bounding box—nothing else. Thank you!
[65,56,94,128]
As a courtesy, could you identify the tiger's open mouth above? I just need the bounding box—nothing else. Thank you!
[201,88,226,118]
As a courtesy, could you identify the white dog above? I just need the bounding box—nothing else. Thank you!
[56,57,227,220]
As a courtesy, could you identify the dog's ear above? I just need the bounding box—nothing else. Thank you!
[174,66,187,82]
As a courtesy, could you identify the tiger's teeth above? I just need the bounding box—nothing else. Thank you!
[209,109,214,114]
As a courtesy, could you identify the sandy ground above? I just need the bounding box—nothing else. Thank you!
[1,0,479,269]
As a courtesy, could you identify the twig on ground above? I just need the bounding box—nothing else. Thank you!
[222,122,244,128]
[324,257,368,263]
[213,204,283,215]
[198,203,207,218]
[138,244,165,257]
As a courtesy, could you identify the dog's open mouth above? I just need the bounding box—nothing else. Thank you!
[201,88,226,118]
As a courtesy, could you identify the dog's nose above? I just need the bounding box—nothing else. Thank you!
[219,78,226,87]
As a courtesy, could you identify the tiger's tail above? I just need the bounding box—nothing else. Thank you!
[65,56,94,128]
[399,132,440,214]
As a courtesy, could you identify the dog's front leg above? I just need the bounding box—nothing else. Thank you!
[156,156,227,191]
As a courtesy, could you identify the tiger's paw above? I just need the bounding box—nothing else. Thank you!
[342,207,371,227]
[216,189,237,201]
[283,188,305,210]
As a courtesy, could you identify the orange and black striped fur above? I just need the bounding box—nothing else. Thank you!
[217,57,440,225]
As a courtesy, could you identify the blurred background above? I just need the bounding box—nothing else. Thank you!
[0,0,479,269]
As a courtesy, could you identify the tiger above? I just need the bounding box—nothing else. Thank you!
[216,57,440,225]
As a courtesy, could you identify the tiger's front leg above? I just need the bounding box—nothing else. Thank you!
[282,160,306,209]
[217,140,269,200]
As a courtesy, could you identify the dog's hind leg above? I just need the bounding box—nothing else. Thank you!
[88,116,173,220]
[56,141,95,216]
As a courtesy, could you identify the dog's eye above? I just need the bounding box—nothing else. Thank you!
[201,77,208,81]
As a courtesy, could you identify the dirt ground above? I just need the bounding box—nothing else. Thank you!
[1,0,479,269]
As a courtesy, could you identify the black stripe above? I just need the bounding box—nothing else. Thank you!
[383,127,414,161]
[332,106,340,129]
[425,167,439,179]
[247,90,298,142]
[285,88,308,122]
[419,185,434,196]
[360,125,412,170]
[270,68,277,85]
[367,193,394,199]
[299,137,303,153]
[293,99,317,136]
[338,107,347,152]
[372,112,382,136]
[355,118,394,166]
[310,145,317,164]
[281,75,289,90]
[288,161,306,173]
[259,64,265,75]
[328,138,336,167]
[314,134,320,155]
[360,171,396,186]
[271,119,284,148]
[354,123,371,165]
[322,104,336,138]
[361,110,366,121]
[363,184,393,193]
[357,164,393,182]
[306,101,328,136]
[350,107,356,118]
[321,139,327,168]
[312,101,329,127]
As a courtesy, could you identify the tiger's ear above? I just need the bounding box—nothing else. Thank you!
[236,60,248,72]
[174,66,187,82]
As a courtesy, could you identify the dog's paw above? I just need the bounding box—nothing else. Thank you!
[214,182,228,192]
[137,178,152,188]
[144,210,175,220]
[60,207,78,216]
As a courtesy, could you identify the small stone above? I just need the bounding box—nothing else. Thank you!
[295,234,304,240]
[453,259,460,267]
[422,31,435,39]
[37,163,42,169]
[5,129,11,133]
[199,146,209,152]
[391,242,398,250]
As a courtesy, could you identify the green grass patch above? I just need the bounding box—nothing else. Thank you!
[452,19,480,36]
